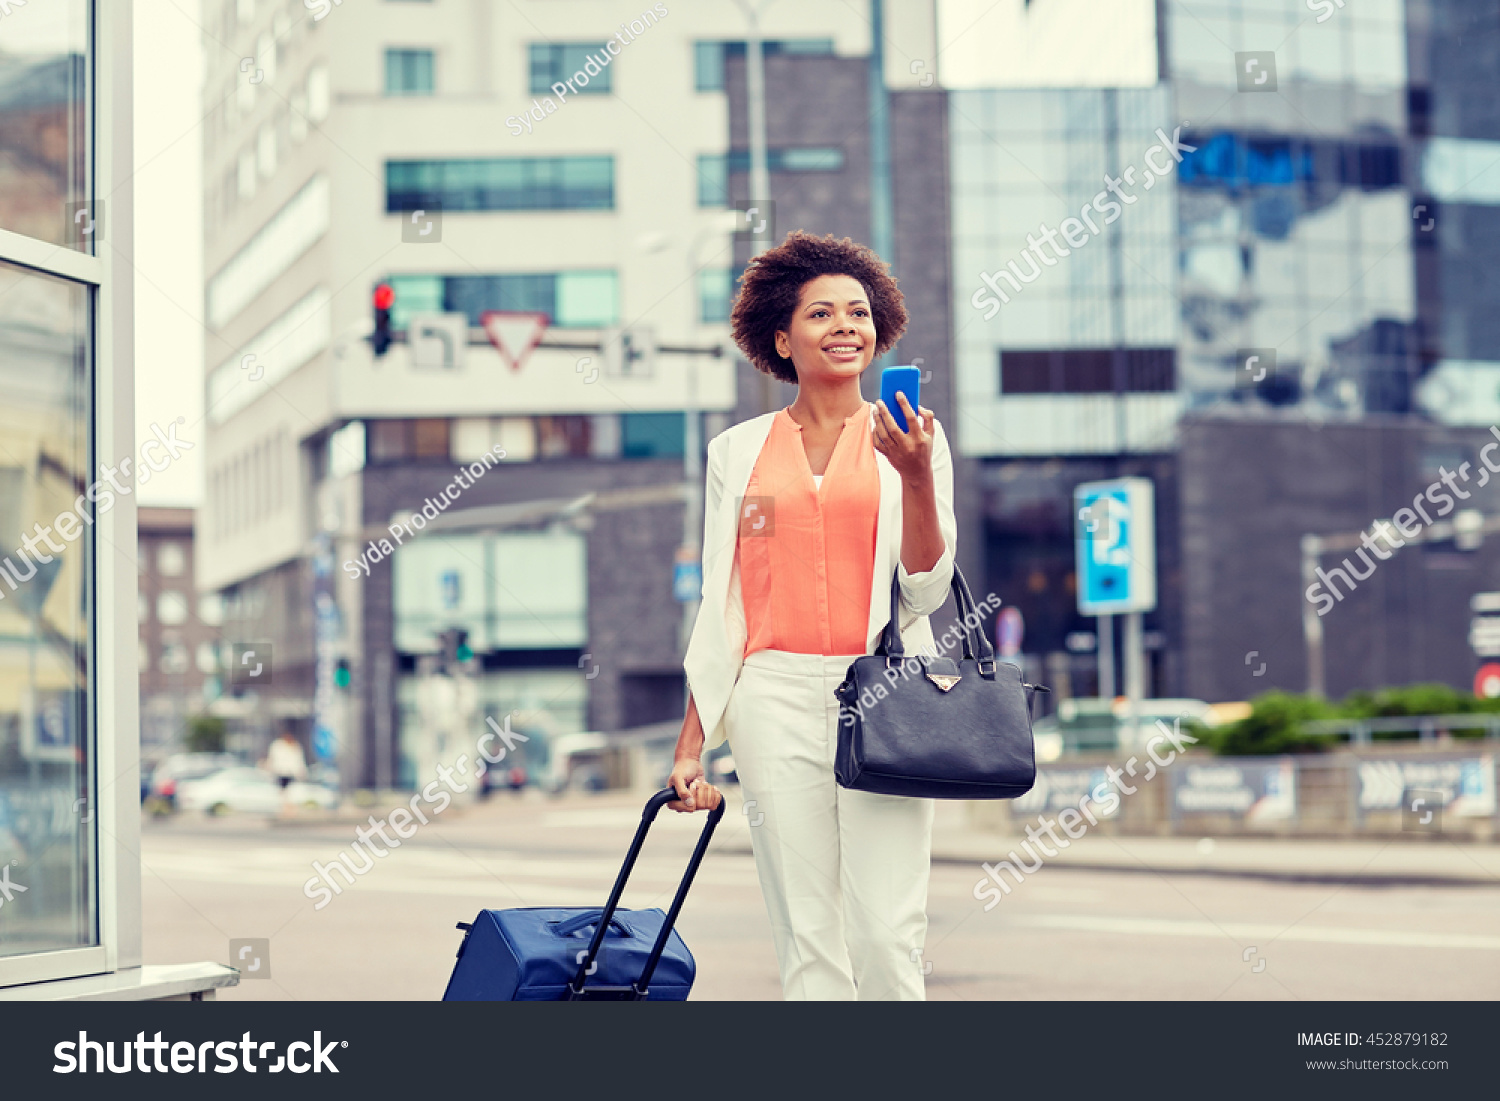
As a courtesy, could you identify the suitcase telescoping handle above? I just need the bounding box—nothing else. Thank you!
[567,786,726,998]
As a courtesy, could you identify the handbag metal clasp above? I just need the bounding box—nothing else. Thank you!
[926,672,961,691]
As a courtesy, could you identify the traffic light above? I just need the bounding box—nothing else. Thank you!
[373,282,394,356]
[334,658,352,689]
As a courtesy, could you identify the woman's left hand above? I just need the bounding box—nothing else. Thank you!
[872,391,935,483]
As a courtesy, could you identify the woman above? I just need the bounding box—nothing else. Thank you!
[669,231,957,1000]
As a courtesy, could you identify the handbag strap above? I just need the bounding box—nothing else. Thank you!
[876,561,996,674]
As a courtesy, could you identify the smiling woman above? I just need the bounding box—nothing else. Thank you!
[674,231,958,1002]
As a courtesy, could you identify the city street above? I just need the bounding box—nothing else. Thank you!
[141,790,1500,1001]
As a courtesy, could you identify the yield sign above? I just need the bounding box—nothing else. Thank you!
[480,310,549,372]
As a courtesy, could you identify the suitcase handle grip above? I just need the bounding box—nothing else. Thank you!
[554,912,631,939]
[568,787,726,997]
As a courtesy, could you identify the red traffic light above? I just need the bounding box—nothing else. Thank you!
[373,283,395,310]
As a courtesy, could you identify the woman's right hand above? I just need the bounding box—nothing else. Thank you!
[667,756,721,813]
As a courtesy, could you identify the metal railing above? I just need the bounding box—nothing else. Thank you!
[1301,713,1500,744]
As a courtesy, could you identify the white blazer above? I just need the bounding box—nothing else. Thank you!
[684,406,958,752]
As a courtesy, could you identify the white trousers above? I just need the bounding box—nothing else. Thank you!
[724,648,935,1001]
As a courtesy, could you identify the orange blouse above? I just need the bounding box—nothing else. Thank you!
[739,404,880,656]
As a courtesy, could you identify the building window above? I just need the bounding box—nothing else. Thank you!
[385,157,614,212]
[158,591,190,625]
[0,11,89,248]
[729,147,845,173]
[529,43,612,95]
[697,148,845,206]
[158,542,186,576]
[385,48,435,95]
[196,642,221,675]
[207,174,331,329]
[621,412,686,458]
[199,593,225,626]
[413,418,450,459]
[697,154,727,207]
[999,349,1177,394]
[535,415,592,459]
[307,64,330,121]
[496,417,537,462]
[328,420,367,478]
[693,39,834,92]
[1178,131,1404,195]
[208,286,332,424]
[698,268,735,323]
[382,270,618,329]
[366,419,453,463]
[368,420,412,463]
[160,643,190,676]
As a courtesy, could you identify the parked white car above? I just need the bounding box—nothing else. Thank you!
[176,767,339,816]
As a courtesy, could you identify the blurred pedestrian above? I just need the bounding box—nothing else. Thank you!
[265,728,308,809]
[671,232,957,1001]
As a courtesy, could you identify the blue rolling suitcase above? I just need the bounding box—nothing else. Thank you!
[443,788,725,1001]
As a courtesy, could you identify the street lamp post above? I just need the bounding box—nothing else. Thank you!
[733,0,773,259]
[679,213,741,653]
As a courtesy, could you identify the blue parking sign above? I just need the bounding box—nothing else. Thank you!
[1074,477,1156,616]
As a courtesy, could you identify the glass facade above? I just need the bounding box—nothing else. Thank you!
[951,85,1180,454]
[1410,0,1500,424]
[951,0,1419,453]
[385,156,614,212]
[0,259,96,958]
[0,0,91,250]
[1168,0,1413,416]
[941,0,1427,706]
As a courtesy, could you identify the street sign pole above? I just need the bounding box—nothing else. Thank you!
[1123,610,1144,749]
[1097,612,1115,699]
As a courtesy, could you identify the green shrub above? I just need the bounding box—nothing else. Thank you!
[1211,682,1500,755]
[1340,682,1500,718]
[1209,691,1338,756]
[184,714,227,754]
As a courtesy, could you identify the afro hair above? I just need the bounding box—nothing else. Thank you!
[729,231,907,384]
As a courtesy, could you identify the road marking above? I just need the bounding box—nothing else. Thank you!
[140,849,757,900]
[1001,912,1500,951]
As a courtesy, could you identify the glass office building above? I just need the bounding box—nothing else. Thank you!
[947,0,1421,695]
[1169,0,1413,416]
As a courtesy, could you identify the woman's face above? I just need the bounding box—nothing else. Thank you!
[773,274,877,384]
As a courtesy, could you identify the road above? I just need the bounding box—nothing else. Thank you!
[140,789,1500,1000]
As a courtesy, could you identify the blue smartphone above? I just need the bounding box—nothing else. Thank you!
[880,365,922,433]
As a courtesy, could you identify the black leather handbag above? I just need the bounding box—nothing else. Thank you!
[833,564,1046,799]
